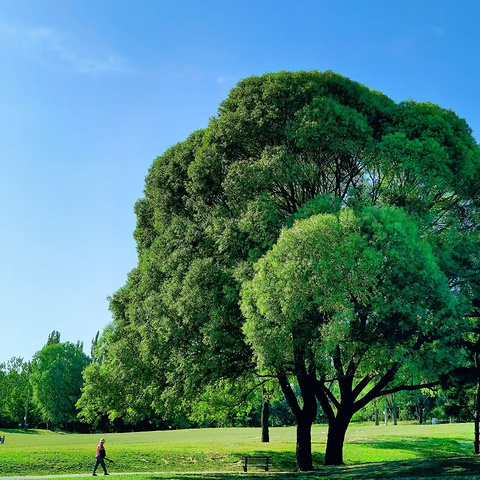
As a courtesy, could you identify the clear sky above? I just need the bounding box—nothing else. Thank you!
[1,0,479,365]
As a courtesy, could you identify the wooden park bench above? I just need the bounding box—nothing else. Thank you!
[242,455,271,472]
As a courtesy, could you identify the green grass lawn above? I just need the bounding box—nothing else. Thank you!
[0,422,478,479]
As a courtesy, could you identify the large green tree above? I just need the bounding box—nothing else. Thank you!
[241,207,460,467]
[91,71,479,469]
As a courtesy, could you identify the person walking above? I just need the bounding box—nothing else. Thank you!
[92,438,109,476]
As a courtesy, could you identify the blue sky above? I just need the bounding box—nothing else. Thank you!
[1,0,479,365]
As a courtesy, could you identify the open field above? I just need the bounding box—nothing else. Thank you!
[0,423,479,479]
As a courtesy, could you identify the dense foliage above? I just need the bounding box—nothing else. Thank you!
[29,333,90,430]
[241,206,460,465]
[0,357,34,428]
[74,71,480,468]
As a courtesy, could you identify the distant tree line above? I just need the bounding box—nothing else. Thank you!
[1,331,479,433]
[0,331,89,431]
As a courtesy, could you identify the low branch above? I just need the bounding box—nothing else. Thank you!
[379,380,439,396]
[225,378,270,410]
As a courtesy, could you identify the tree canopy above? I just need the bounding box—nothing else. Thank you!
[30,334,90,430]
[0,358,32,428]
[241,206,461,466]
[79,70,480,469]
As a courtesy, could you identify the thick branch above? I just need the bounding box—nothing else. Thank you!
[353,363,399,412]
[351,374,372,400]
[314,381,337,423]
[379,380,439,396]
[332,345,344,377]
[278,372,301,418]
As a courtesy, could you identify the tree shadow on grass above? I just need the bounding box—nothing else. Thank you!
[314,456,480,479]
[140,457,480,479]
[349,436,471,458]
[0,428,39,434]
[227,449,325,472]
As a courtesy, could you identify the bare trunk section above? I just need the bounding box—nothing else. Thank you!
[475,351,480,455]
[278,373,317,471]
[475,386,480,455]
[261,395,270,443]
[296,418,313,471]
[324,413,351,465]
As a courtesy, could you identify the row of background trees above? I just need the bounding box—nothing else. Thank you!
[0,331,89,431]
[1,71,479,470]
[0,331,477,432]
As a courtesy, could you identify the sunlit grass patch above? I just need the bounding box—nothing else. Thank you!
[0,422,477,477]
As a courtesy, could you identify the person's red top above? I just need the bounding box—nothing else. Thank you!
[96,443,105,457]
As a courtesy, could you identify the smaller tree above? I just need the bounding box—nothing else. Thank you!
[30,333,90,430]
[0,358,33,428]
[241,207,461,468]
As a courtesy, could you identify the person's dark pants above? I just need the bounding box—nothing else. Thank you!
[93,456,107,474]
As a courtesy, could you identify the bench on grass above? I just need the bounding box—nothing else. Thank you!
[242,455,271,472]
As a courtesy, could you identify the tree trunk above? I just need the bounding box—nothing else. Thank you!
[324,414,350,465]
[24,400,29,431]
[475,402,479,455]
[296,418,313,471]
[391,394,397,426]
[475,353,480,455]
[277,371,317,471]
[261,397,270,443]
[371,399,379,425]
